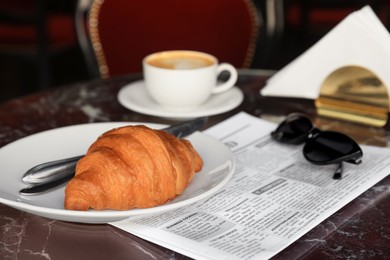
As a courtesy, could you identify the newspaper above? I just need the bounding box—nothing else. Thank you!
[110,112,390,260]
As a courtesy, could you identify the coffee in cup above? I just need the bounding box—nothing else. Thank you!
[143,50,238,108]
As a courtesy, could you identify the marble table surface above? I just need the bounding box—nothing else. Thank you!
[0,70,389,259]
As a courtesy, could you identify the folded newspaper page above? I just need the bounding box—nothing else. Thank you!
[110,112,390,259]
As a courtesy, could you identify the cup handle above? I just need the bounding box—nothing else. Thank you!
[211,63,238,94]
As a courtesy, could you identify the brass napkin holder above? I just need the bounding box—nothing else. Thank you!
[315,66,389,127]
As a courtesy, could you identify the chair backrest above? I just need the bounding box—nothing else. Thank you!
[75,0,101,79]
[82,0,261,78]
[0,0,77,90]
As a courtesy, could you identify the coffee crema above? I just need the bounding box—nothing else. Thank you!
[147,52,215,70]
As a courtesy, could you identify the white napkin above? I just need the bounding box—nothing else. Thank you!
[260,5,390,99]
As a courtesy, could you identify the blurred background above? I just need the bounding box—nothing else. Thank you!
[0,0,389,103]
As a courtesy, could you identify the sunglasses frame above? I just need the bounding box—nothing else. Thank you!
[271,113,363,179]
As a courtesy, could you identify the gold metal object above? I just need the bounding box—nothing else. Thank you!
[315,66,389,127]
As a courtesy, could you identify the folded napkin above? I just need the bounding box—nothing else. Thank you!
[261,6,390,99]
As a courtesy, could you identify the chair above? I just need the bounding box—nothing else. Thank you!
[76,0,265,79]
[0,0,78,91]
[75,0,100,79]
[285,0,388,39]
[253,0,285,69]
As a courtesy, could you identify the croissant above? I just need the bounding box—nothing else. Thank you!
[64,125,203,211]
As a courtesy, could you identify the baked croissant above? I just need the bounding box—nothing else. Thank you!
[64,125,203,211]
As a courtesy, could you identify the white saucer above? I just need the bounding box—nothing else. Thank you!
[117,80,244,119]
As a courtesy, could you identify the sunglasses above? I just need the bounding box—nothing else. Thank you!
[271,113,363,179]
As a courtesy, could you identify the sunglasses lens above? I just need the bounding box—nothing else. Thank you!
[272,115,313,144]
[303,131,362,164]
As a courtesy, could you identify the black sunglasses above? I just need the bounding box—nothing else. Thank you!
[271,113,363,179]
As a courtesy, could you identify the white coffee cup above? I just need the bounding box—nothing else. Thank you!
[143,50,238,108]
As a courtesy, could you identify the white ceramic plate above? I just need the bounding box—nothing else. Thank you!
[117,80,244,119]
[0,123,234,224]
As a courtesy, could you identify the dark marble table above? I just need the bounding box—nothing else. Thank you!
[0,70,389,259]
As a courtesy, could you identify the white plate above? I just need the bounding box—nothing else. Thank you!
[0,122,234,224]
[117,80,243,119]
